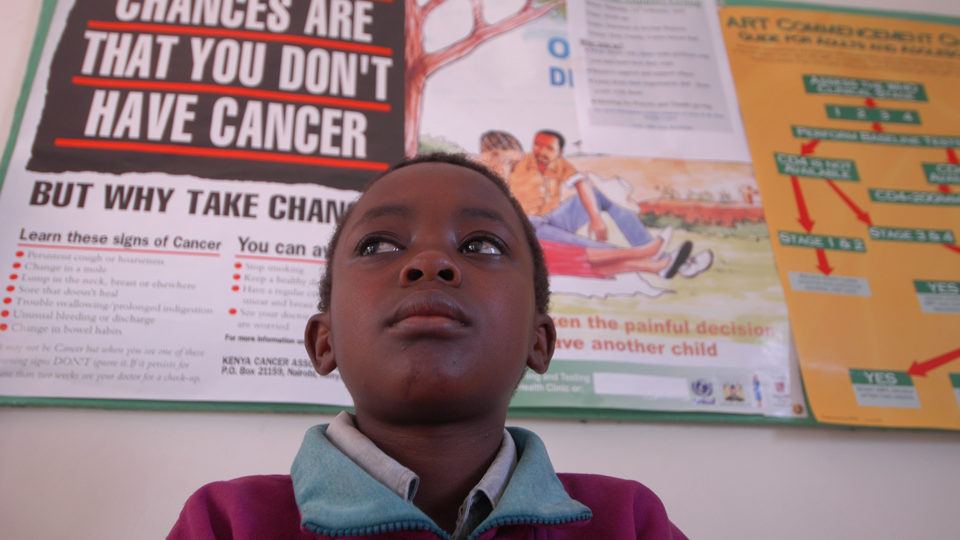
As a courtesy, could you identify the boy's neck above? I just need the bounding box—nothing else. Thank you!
[352,411,508,533]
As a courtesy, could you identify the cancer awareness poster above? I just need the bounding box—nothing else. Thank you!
[0,0,404,407]
[722,1,960,429]
[0,0,802,421]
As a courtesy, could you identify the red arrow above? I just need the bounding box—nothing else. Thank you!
[800,139,820,156]
[945,243,960,255]
[939,184,953,193]
[791,176,815,232]
[826,179,872,226]
[815,248,833,275]
[864,98,877,108]
[908,345,960,377]
[871,121,884,132]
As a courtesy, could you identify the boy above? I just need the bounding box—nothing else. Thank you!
[169,154,686,539]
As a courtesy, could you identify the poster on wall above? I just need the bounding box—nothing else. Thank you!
[0,0,803,420]
[411,1,799,417]
[0,0,406,408]
[722,0,960,429]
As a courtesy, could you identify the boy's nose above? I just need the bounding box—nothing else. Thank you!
[400,250,462,287]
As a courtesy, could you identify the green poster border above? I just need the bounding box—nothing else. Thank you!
[4,393,952,433]
[721,0,960,25]
[0,394,819,426]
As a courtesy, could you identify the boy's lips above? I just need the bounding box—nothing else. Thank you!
[387,292,470,331]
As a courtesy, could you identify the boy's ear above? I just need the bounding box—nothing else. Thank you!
[305,313,337,375]
[526,313,556,374]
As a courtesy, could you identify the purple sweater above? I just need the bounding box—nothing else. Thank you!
[169,427,686,539]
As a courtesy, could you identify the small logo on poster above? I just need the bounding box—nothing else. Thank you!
[752,374,763,407]
[723,382,745,402]
[690,378,715,405]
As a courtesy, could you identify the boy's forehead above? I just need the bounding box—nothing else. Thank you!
[354,162,515,217]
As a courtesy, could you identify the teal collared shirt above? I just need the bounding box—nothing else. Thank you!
[291,423,592,540]
[323,412,516,539]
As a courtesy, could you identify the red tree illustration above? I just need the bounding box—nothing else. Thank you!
[404,0,562,156]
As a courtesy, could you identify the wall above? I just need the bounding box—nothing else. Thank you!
[1,2,958,539]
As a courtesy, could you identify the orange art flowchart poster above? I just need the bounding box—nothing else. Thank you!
[722,2,960,429]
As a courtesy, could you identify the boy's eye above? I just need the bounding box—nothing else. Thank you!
[460,237,503,256]
[358,238,401,256]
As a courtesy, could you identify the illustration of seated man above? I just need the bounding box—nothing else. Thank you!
[481,129,711,279]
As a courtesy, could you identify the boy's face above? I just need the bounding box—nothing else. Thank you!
[306,162,555,424]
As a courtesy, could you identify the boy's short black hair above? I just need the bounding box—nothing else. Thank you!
[317,152,550,314]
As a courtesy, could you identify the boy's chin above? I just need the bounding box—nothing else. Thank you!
[357,391,509,426]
